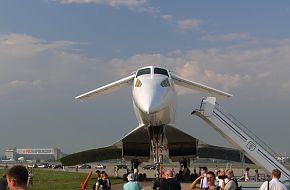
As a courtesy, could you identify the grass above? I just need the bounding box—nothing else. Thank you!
[0,168,124,190]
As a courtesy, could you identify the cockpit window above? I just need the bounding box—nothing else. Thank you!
[136,68,151,77]
[154,68,169,77]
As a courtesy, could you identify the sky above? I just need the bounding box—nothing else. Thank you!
[0,1,290,158]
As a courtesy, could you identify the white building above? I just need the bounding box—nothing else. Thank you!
[5,147,64,161]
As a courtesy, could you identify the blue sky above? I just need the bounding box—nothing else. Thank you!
[0,0,290,158]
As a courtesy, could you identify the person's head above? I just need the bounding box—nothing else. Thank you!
[6,165,28,189]
[246,167,250,171]
[127,173,134,181]
[272,169,281,179]
[96,170,101,177]
[226,169,234,179]
[164,169,173,179]
[206,171,216,186]
[200,166,208,176]
[100,171,107,180]
[219,168,225,175]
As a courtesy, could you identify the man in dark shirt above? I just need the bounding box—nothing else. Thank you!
[159,169,181,190]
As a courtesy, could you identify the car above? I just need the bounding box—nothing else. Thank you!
[95,164,106,169]
[116,164,127,169]
[53,164,63,169]
[142,164,156,170]
[78,164,91,169]
[38,163,49,168]
[27,163,38,168]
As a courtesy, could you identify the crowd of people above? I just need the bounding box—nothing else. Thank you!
[0,165,289,190]
[117,165,289,190]
[188,167,288,190]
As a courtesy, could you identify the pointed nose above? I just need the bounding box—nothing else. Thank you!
[140,94,159,114]
[134,82,172,114]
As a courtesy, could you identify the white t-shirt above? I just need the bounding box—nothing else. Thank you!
[259,179,288,190]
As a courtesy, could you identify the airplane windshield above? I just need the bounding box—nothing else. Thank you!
[136,68,151,77]
[154,68,169,77]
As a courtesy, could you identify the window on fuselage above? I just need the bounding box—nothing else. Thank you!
[154,68,169,77]
[136,68,151,77]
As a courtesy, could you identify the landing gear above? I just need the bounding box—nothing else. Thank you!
[148,125,164,179]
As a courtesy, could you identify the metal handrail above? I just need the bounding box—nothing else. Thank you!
[213,102,282,160]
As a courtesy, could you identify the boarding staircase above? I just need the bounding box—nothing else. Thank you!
[192,97,290,181]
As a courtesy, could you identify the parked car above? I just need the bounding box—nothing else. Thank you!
[95,164,106,169]
[38,163,49,168]
[79,164,91,169]
[27,163,38,168]
[53,164,63,169]
[142,164,156,170]
[116,164,127,169]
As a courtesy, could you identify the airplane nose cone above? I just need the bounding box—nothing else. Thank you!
[142,98,158,114]
[134,81,173,114]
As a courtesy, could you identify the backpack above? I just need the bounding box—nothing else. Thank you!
[230,179,242,190]
[95,179,109,190]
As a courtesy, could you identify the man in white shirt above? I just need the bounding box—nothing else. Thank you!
[199,167,208,189]
[259,169,288,190]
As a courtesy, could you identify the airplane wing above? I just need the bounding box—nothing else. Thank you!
[170,72,233,98]
[61,124,252,166]
[60,144,122,166]
[75,74,135,101]
[197,142,253,164]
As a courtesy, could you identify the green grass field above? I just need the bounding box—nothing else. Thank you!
[0,168,124,190]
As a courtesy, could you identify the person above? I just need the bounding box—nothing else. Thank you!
[114,166,119,177]
[27,170,33,187]
[6,165,29,190]
[123,173,143,190]
[96,170,101,180]
[259,169,287,190]
[94,172,110,190]
[255,169,260,182]
[103,172,111,190]
[220,169,236,190]
[159,169,181,190]
[244,168,250,181]
[217,168,227,190]
[199,166,209,189]
[0,175,7,190]
[190,171,216,190]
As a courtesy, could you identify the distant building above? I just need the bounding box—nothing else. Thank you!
[4,148,16,160]
[5,147,64,161]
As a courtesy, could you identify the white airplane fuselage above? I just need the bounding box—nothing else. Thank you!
[132,67,177,127]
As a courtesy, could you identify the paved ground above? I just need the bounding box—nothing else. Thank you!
[110,181,193,190]
[111,181,263,190]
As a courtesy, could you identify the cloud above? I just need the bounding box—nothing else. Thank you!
[108,39,290,97]
[0,33,75,57]
[1,32,290,100]
[0,33,99,97]
[177,19,204,30]
[54,0,147,9]
[203,33,255,42]
[160,14,173,21]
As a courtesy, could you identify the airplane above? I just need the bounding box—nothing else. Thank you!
[60,66,252,175]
